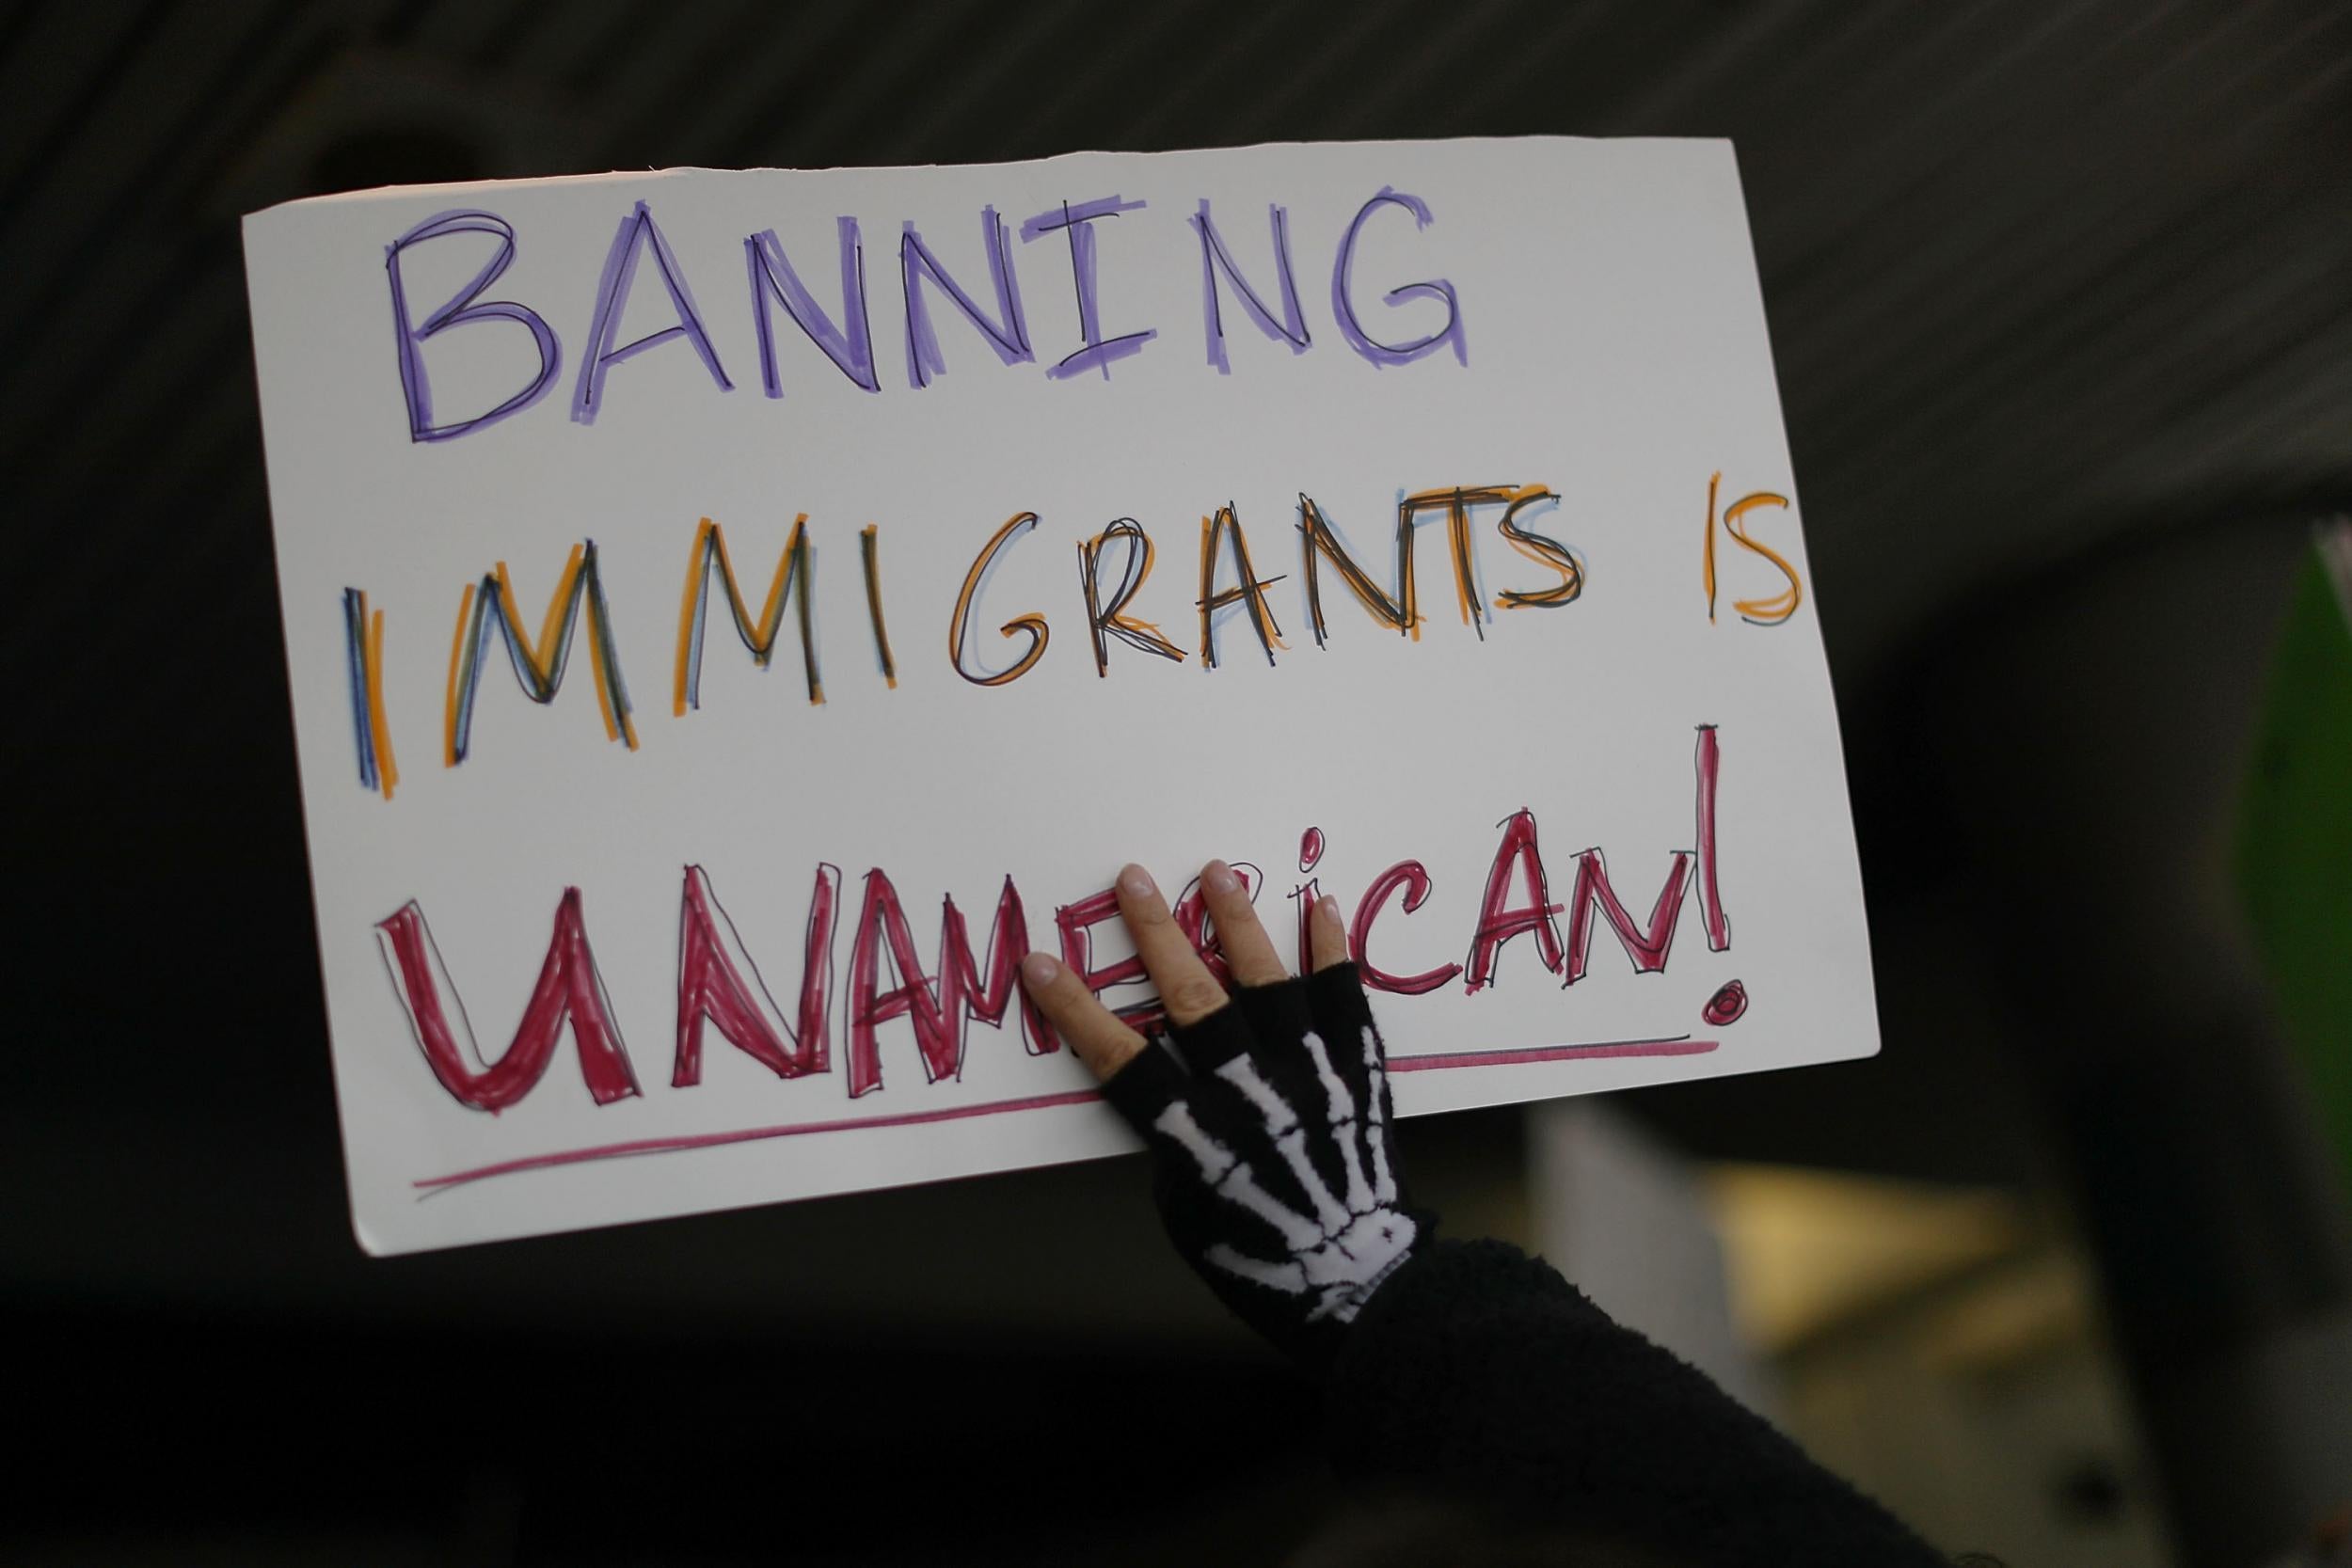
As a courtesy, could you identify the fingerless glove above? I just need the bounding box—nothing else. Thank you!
[1101,962,1434,1366]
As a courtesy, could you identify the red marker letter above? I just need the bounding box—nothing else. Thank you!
[1351,860,1464,995]
[673,863,840,1087]
[1463,810,1564,992]
[1696,724,1730,951]
[1562,848,1695,985]
[848,871,1053,1096]
[376,888,639,1112]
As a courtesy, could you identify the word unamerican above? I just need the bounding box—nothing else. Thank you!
[373,728,1728,1114]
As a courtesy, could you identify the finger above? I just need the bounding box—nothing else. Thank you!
[1020,950,1148,1081]
[1309,892,1350,973]
[1200,860,1287,987]
[1116,863,1230,1027]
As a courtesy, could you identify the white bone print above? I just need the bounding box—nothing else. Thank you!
[1152,1025,1419,1323]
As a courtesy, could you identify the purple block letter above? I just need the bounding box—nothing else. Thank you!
[746,218,880,395]
[386,210,561,443]
[1021,196,1156,381]
[1193,200,1309,373]
[572,201,733,425]
[1331,186,1468,370]
[900,207,1032,388]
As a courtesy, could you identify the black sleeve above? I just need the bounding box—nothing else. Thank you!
[1323,1239,1956,1567]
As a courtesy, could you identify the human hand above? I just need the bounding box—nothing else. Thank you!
[1019,860,1430,1366]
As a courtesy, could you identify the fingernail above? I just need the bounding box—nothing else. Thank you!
[1318,894,1341,920]
[1119,863,1155,898]
[1204,860,1239,894]
[1021,951,1060,987]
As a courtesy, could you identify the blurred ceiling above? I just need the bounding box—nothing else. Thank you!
[4,0,2347,1310]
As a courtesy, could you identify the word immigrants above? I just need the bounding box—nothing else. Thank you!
[341,482,1801,797]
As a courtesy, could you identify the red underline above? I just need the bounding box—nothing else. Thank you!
[414,1036,1719,1196]
[1388,1036,1714,1071]
[413,1087,1104,1195]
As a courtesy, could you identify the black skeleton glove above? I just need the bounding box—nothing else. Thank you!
[1100,962,1434,1367]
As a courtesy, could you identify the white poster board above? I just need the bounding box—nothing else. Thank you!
[243,137,1877,1255]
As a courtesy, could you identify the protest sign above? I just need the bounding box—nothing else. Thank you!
[243,137,1877,1254]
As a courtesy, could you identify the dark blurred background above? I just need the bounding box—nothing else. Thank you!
[5,2,2349,1564]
